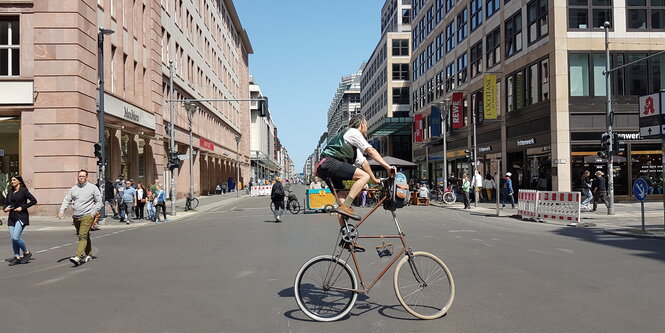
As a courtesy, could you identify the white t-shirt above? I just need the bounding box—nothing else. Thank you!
[343,128,373,167]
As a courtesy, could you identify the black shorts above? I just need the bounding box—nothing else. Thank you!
[317,157,357,190]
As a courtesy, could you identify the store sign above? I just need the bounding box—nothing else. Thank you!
[517,138,536,146]
[638,92,665,138]
[616,133,642,141]
[414,113,423,142]
[104,94,156,130]
[200,138,214,151]
[0,149,4,156]
[483,75,497,119]
[451,92,464,129]
[478,146,492,153]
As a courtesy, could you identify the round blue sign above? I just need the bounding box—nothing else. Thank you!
[633,178,648,202]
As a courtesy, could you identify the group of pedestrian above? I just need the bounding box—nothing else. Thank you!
[580,170,610,211]
[106,175,168,224]
[454,171,514,209]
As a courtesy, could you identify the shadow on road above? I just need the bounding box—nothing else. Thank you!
[551,227,665,263]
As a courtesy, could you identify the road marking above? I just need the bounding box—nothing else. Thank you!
[449,229,477,233]
[555,248,574,254]
[528,249,553,255]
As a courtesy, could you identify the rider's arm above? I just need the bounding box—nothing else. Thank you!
[360,160,380,183]
[364,147,392,172]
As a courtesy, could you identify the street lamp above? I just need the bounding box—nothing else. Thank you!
[235,135,241,197]
[436,98,452,191]
[603,21,615,215]
[184,101,197,201]
[97,27,114,223]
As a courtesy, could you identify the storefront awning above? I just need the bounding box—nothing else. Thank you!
[368,117,413,137]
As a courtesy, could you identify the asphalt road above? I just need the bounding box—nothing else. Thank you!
[1,184,665,333]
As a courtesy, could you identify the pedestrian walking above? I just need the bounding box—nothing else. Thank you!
[58,169,103,266]
[3,175,37,266]
[501,172,515,209]
[146,185,155,221]
[271,177,285,222]
[103,179,117,218]
[121,180,137,224]
[135,183,146,220]
[461,173,471,209]
[471,170,484,203]
[580,170,593,210]
[591,171,610,212]
[484,173,495,202]
[154,184,167,222]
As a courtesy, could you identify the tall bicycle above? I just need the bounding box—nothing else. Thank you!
[294,177,455,322]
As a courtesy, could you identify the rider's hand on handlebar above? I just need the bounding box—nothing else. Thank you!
[386,165,397,176]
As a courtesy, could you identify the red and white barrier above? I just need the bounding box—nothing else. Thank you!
[517,190,538,220]
[251,186,272,196]
[536,191,581,224]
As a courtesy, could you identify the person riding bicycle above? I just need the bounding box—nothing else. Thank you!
[316,114,395,221]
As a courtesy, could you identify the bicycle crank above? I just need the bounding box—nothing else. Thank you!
[340,223,358,243]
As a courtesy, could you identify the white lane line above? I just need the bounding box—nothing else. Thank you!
[449,230,477,233]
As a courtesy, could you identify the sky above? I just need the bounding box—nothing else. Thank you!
[234,0,385,173]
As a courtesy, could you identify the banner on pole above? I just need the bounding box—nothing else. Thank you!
[483,75,497,119]
[451,92,464,129]
[414,113,423,142]
[430,106,441,137]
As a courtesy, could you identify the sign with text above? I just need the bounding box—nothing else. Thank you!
[200,138,214,151]
[104,94,156,130]
[638,92,664,138]
[414,113,423,142]
[483,75,497,119]
[451,92,464,129]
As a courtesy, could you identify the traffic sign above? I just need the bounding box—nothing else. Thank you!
[639,92,665,138]
[633,178,648,202]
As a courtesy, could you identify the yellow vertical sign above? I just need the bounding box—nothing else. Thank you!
[484,75,497,119]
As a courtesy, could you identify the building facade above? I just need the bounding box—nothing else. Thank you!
[361,0,413,162]
[327,64,365,141]
[249,76,280,183]
[410,0,664,197]
[0,0,252,214]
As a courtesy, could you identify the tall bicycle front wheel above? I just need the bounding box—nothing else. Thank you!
[393,251,455,319]
[288,200,301,214]
[294,255,358,322]
[442,192,456,205]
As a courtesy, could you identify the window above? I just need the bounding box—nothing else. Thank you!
[393,64,409,80]
[470,41,483,78]
[446,21,455,52]
[527,0,548,44]
[471,0,483,31]
[457,8,468,42]
[457,53,468,85]
[413,59,418,81]
[427,42,435,69]
[627,53,648,95]
[436,0,445,24]
[541,58,550,101]
[505,10,523,58]
[627,0,665,30]
[568,0,613,30]
[0,17,20,76]
[446,0,456,13]
[471,90,484,123]
[486,27,501,68]
[436,32,444,61]
[427,6,434,34]
[392,39,409,56]
[412,27,419,50]
[446,62,456,92]
[487,0,500,19]
[569,54,590,96]
[593,53,607,96]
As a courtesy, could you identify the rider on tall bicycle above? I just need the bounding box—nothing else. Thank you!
[316,114,395,222]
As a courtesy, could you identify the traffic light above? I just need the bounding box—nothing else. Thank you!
[167,151,180,170]
[464,149,473,162]
[94,142,103,165]
[258,97,269,117]
[598,132,611,159]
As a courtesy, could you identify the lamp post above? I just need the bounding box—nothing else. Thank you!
[168,61,177,216]
[436,98,452,191]
[97,27,114,223]
[235,135,241,197]
[184,101,197,201]
[604,21,615,215]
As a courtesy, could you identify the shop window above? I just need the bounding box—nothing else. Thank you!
[569,53,590,96]
[0,119,20,203]
[527,0,548,44]
[0,17,20,76]
[568,0,613,30]
[505,10,523,58]
[627,0,665,30]
[138,138,146,184]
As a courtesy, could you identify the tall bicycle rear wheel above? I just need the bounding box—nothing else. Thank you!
[294,255,358,322]
[393,251,455,319]
[288,199,301,214]
[442,192,456,205]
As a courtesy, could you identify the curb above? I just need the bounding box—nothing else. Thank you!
[603,229,665,239]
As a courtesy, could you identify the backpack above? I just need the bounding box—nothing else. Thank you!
[384,172,410,211]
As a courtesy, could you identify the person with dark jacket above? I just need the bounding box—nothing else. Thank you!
[271,177,285,222]
[591,171,610,212]
[3,175,37,265]
[103,179,117,218]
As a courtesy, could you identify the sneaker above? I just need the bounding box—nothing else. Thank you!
[336,205,361,221]
[69,256,81,266]
[340,240,366,252]
[8,257,21,266]
[20,252,32,264]
[83,255,92,263]
[163,219,169,223]
[276,216,282,222]
[125,220,130,225]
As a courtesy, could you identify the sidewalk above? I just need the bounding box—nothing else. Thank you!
[430,199,665,239]
[19,191,250,231]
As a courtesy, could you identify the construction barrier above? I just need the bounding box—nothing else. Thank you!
[251,185,272,196]
[517,190,538,219]
[536,191,581,224]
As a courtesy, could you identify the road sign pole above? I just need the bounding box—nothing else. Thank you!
[604,22,615,215]
[662,137,665,230]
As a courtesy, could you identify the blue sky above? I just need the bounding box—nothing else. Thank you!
[234,1,384,172]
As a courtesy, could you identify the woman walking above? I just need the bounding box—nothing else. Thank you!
[484,173,495,202]
[154,184,168,222]
[580,171,593,210]
[135,183,146,220]
[461,173,471,209]
[3,175,37,266]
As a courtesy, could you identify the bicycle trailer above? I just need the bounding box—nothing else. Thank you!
[305,188,336,212]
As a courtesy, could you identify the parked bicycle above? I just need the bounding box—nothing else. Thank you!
[442,186,457,205]
[294,176,455,322]
[270,190,301,214]
[184,193,199,211]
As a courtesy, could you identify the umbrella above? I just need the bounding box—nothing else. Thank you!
[582,155,627,163]
[368,156,417,169]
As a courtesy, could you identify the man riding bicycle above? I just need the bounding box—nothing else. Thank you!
[316,114,395,221]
